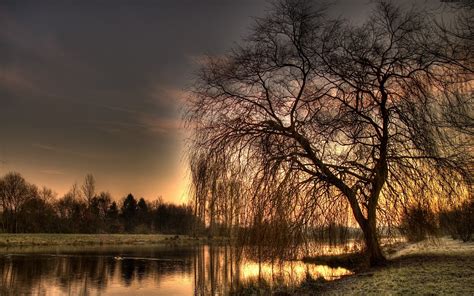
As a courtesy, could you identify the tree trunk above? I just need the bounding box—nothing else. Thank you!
[345,191,386,266]
[361,217,386,266]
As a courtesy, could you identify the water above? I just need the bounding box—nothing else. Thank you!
[0,244,352,295]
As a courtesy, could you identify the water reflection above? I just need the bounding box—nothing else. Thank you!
[0,244,352,295]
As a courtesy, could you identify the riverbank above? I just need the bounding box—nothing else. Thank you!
[307,237,474,295]
[0,233,222,247]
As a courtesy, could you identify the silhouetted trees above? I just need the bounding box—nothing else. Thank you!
[136,198,151,231]
[88,191,112,232]
[81,173,96,206]
[439,199,474,242]
[0,172,200,235]
[153,202,197,234]
[17,192,58,233]
[0,172,37,232]
[121,194,138,232]
[399,202,438,242]
[106,201,121,232]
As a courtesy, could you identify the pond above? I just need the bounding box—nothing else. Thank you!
[0,244,352,295]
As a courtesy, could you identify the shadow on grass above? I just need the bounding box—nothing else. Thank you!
[229,273,329,296]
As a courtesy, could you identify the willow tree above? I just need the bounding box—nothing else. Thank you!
[186,0,472,266]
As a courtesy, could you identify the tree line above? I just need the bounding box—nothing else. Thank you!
[0,172,201,234]
[400,199,474,243]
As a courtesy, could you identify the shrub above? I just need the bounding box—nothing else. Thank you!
[399,203,438,242]
[439,199,473,242]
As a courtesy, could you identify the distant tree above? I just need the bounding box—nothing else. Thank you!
[18,196,58,233]
[186,0,472,265]
[440,199,474,242]
[121,194,138,232]
[137,198,148,213]
[0,172,37,232]
[136,198,150,231]
[106,201,121,233]
[0,172,200,235]
[152,202,196,235]
[399,202,438,242]
[17,186,58,233]
[88,191,112,233]
[56,188,76,222]
[108,201,119,217]
[38,186,57,203]
[81,174,96,206]
[93,192,111,217]
[56,185,88,233]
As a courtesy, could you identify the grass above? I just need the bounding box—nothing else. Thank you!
[0,233,210,247]
[312,237,474,295]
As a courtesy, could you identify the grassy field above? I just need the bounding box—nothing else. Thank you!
[315,238,474,295]
[0,233,206,247]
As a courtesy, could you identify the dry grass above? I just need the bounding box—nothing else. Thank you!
[0,233,202,247]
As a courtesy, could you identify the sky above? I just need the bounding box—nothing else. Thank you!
[0,0,447,203]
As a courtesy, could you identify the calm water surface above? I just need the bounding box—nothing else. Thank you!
[0,244,351,295]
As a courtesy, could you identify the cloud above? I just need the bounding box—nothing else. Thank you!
[148,84,191,109]
[39,169,66,176]
[32,143,102,159]
[32,143,57,152]
[0,67,38,94]
[138,115,183,134]
[186,54,227,67]
[0,11,67,62]
[85,118,144,135]
[96,102,184,135]
[101,104,141,115]
[85,116,182,135]
[0,10,100,101]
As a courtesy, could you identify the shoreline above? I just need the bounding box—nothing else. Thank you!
[312,237,474,295]
[0,233,227,247]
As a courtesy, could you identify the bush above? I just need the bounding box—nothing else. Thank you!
[439,199,473,242]
[399,203,438,242]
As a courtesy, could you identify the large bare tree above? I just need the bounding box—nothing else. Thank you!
[186,0,472,265]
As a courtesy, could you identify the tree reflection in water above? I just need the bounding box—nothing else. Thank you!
[0,244,352,295]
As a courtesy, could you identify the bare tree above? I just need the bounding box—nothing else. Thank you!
[81,173,96,206]
[38,186,57,203]
[186,0,472,265]
[0,172,37,232]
